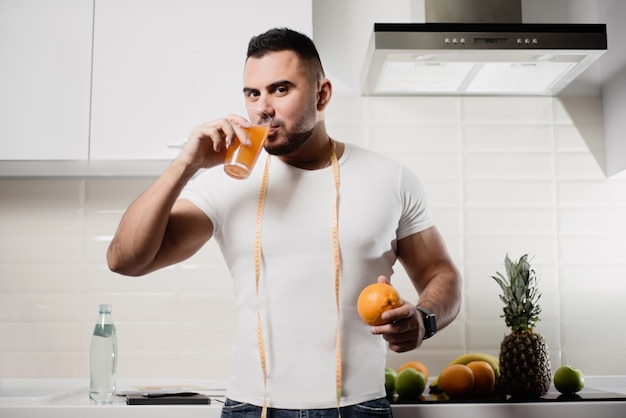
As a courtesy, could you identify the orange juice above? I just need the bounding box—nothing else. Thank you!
[224,125,269,179]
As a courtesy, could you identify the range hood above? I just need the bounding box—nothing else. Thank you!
[362,1,607,96]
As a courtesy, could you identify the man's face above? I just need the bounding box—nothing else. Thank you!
[243,50,319,156]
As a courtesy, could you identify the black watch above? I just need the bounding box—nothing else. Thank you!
[416,306,437,339]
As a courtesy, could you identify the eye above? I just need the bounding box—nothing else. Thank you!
[244,89,260,100]
[274,86,289,95]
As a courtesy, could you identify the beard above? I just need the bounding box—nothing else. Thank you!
[265,127,314,156]
[264,104,317,156]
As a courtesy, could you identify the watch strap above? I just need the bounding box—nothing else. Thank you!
[416,305,437,339]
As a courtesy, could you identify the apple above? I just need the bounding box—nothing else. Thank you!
[553,365,585,394]
[384,367,397,399]
[395,368,426,400]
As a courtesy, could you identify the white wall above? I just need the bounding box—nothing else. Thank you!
[600,0,626,176]
[2,93,625,379]
[1,0,626,381]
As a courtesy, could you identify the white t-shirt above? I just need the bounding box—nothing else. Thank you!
[179,143,433,409]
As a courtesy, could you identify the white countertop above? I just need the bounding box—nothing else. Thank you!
[1,377,625,418]
[0,379,225,418]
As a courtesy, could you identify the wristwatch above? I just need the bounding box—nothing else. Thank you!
[416,306,437,339]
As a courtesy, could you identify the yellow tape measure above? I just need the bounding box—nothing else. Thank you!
[254,140,342,417]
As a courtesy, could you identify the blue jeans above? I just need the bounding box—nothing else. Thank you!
[220,397,393,418]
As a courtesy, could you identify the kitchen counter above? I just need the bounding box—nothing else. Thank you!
[393,376,626,418]
[0,379,226,418]
[1,377,625,418]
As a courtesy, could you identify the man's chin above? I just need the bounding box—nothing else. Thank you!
[263,139,281,156]
[264,137,290,156]
[264,129,313,156]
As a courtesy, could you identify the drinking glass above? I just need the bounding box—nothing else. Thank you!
[223,108,272,180]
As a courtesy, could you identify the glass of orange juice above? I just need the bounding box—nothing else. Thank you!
[223,108,272,180]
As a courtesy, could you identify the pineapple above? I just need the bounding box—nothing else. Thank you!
[492,254,552,398]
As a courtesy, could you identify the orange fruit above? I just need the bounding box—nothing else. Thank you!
[397,360,429,382]
[438,364,475,398]
[357,283,402,326]
[466,360,495,395]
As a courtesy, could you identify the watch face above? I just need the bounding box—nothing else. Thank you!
[425,314,436,337]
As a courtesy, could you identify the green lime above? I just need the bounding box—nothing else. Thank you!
[395,368,426,399]
[554,365,585,394]
[384,367,397,398]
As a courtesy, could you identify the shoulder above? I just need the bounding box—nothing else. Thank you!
[342,143,405,172]
[342,143,421,184]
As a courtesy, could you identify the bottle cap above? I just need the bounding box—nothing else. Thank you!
[99,304,112,313]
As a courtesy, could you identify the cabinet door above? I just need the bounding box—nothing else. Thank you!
[0,0,93,160]
[89,0,312,161]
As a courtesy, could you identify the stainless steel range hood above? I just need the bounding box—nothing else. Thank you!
[362,1,607,96]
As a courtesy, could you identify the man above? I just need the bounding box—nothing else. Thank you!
[108,27,462,417]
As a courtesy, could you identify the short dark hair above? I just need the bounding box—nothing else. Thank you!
[247,27,325,82]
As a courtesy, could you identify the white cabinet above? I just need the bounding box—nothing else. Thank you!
[0,0,311,175]
[0,0,93,161]
[89,0,313,162]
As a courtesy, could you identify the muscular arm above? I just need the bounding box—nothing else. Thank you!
[106,115,247,277]
[372,225,462,352]
[106,160,213,276]
[397,226,462,330]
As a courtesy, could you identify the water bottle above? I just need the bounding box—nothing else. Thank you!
[89,304,118,405]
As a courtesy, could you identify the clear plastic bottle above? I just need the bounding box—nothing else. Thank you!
[89,304,117,405]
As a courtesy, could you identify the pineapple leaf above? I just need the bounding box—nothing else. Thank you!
[492,253,542,332]
[491,273,510,294]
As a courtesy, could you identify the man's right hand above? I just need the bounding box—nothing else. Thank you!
[177,114,253,172]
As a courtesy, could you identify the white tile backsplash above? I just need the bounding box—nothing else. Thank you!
[554,124,605,152]
[0,352,82,378]
[1,95,626,381]
[0,236,84,264]
[421,180,463,207]
[465,152,555,179]
[0,209,84,235]
[0,293,81,322]
[557,179,626,206]
[559,207,626,234]
[464,236,559,264]
[464,320,508,350]
[461,97,553,124]
[370,125,462,152]
[564,349,626,376]
[562,319,626,350]
[369,97,461,125]
[561,292,626,321]
[0,265,82,292]
[559,263,626,291]
[465,207,557,235]
[556,151,607,179]
[464,125,554,151]
[465,180,556,207]
[559,235,626,263]
[385,152,462,180]
[553,96,604,124]
[0,323,82,352]
[0,179,84,209]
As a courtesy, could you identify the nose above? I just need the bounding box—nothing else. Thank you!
[245,107,273,126]
[255,107,275,127]
[255,102,274,122]
[257,111,273,126]
[250,94,274,116]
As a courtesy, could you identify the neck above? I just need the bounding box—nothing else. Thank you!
[280,136,339,170]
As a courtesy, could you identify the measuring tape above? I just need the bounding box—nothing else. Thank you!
[254,139,342,417]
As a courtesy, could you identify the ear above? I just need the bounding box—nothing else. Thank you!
[317,78,333,111]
